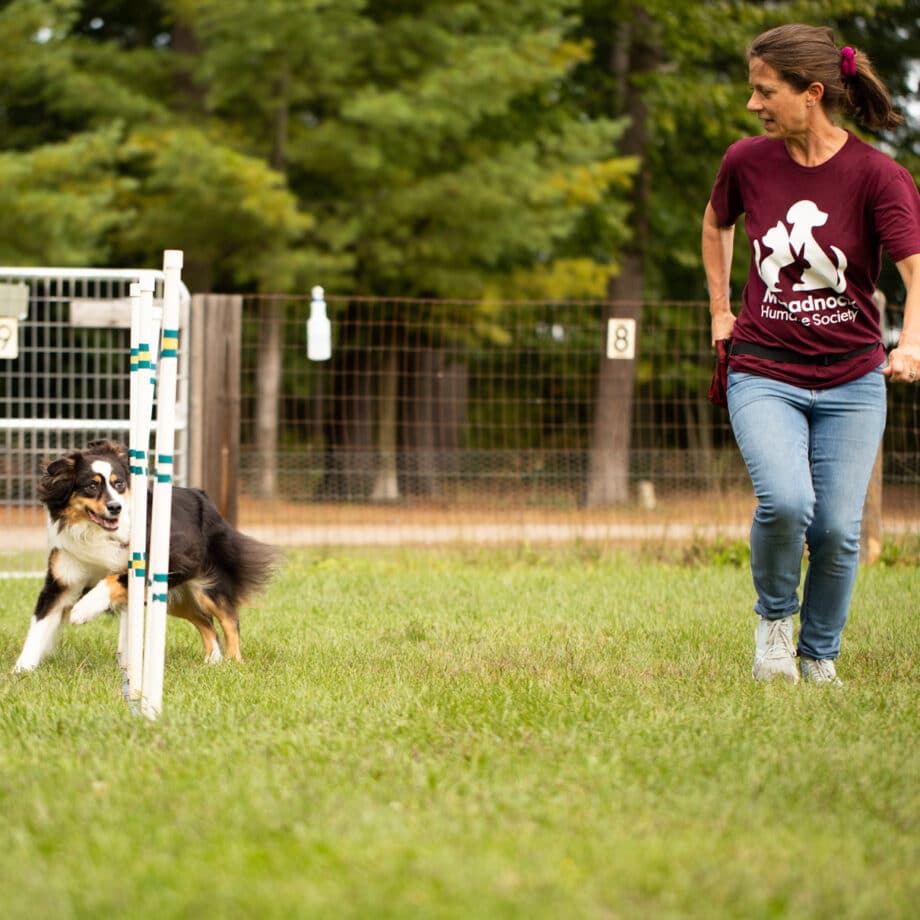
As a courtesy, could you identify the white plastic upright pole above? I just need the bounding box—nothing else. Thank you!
[126,274,157,702]
[120,281,141,683]
[141,250,183,720]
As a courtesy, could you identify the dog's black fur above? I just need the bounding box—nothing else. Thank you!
[14,439,276,671]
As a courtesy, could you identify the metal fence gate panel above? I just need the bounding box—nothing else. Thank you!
[0,267,191,573]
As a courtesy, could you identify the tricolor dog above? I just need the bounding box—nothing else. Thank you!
[14,439,275,672]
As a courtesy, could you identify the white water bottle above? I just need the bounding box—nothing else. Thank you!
[307,285,331,361]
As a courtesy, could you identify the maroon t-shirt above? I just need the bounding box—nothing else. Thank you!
[709,131,920,387]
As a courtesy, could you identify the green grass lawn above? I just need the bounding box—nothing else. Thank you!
[0,544,917,918]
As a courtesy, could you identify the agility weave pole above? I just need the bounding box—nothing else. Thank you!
[124,250,183,720]
[123,274,154,700]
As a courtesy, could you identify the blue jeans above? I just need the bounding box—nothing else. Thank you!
[727,367,887,660]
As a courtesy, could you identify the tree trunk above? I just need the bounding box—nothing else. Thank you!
[170,18,213,295]
[586,262,642,505]
[251,67,291,501]
[371,346,400,501]
[317,306,376,500]
[399,348,441,498]
[585,9,658,507]
[435,357,468,484]
[685,397,714,480]
[254,299,282,499]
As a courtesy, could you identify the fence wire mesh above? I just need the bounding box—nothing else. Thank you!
[2,290,917,568]
[233,295,920,548]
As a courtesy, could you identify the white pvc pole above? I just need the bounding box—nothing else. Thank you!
[141,250,183,720]
[120,281,141,682]
[126,274,157,703]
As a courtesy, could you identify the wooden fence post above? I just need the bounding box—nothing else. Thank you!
[189,294,242,526]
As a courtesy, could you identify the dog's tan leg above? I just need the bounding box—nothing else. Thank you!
[169,596,222,663]
[192,588,242,661]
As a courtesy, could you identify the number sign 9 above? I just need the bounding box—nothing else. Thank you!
[0,317,18,360]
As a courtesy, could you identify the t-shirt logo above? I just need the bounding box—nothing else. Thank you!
[754,200,848,295]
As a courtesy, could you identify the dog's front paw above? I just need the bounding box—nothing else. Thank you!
[70,585,110,625]
[69,598,94,625]
[12,656,38,673]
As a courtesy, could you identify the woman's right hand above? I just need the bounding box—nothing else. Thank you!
[711,312,736,346]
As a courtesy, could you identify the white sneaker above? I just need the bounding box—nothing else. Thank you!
[800,657,843,687]
[752,616,799,684]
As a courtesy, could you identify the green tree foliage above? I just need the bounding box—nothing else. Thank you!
[0,0,307,288]
[113,126,311,290]
[837,0,920,294]
[0,0,637,298]
[0,0,913,296]
[176,0,635,297]
[0,125,130,264]
[569,0,914,300]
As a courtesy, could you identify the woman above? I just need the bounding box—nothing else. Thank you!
[702,24,920,685]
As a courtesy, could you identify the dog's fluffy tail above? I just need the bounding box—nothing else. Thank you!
[169,487,280,605]
[225,529,279,605]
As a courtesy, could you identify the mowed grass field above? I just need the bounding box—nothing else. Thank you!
[0,543,917,919]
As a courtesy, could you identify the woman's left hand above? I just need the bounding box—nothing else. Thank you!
[884,344,920,383]
[886,255,920,383]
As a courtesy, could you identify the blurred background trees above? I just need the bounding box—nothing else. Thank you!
[0,0,915,502]
[1,0,914,299]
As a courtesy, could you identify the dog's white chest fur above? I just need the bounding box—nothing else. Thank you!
[49,512,131,582]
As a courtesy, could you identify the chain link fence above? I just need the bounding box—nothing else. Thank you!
[2,286,917,568]
[235,295,920,548]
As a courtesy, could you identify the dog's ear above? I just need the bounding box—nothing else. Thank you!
[37,453,79,508]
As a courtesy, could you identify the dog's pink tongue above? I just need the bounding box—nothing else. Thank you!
[90,511,118,531]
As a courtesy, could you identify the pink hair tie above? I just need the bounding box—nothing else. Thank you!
[840,46,857,79]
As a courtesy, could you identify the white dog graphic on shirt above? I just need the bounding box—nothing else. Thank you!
[754,200,848,294]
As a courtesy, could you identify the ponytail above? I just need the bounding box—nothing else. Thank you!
[842,46,905,131]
